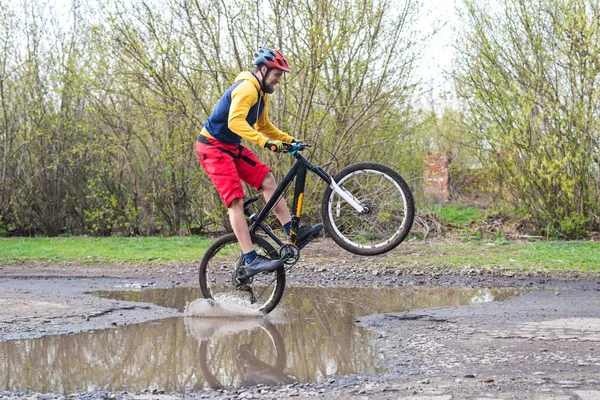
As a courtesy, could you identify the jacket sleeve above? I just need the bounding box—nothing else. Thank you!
[228,80,270,147]
[256,96,294,143]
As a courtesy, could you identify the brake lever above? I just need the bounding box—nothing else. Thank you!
[283,143,301,154]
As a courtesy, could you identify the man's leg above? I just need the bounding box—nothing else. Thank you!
[260,172,323,248]
[197,140,282,276]
[197,140,253,252]
[229,197,283,275]
[228,198,254,254]
[260,172,292,226]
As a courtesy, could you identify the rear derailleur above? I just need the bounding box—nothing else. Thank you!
[232,259,257,303]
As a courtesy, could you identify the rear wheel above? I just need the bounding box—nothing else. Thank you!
[321,162,415,255]
[199,233,285,314]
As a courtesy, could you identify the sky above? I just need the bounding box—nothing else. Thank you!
[415,0,460,105]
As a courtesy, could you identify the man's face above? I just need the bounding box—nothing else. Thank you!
[262,67,284,94]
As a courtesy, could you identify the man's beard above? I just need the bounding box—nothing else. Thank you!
[263,84,275,94]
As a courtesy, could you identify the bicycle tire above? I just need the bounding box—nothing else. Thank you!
[199,233,285,314]
[321,162,415,256]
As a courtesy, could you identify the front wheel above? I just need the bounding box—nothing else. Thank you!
[321,162,415,256]
[199,233,286,314]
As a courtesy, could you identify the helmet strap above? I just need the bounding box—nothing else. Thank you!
[257,65,270,93]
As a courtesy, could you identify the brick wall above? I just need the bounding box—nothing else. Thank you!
[423,152,452,203]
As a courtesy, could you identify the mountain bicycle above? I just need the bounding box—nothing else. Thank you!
[199,142,415,313]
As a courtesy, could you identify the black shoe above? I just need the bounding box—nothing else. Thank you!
[295,223,324,250]
[242,255,283,278]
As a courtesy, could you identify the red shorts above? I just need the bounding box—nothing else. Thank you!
[196,137,270,207]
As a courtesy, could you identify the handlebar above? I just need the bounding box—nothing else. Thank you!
[283,142,311,153]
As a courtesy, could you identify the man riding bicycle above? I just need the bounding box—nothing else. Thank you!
[196,47,323,277]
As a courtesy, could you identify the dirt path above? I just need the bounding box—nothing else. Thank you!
[1,238,600,399]
[356,279,600,399]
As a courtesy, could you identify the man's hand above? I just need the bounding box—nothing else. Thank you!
[265,139,284,153]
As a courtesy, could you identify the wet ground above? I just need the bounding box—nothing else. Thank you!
[1,238,600,399]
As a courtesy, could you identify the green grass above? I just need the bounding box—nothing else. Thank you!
[426,204,485,227]
[1,236,598,275]
[0,236,214,264]
[383,239,600,274]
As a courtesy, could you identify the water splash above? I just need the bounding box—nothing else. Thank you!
[184,294,265,318]
[183,295,286,340]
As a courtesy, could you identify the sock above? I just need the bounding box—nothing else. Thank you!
[244,250,257,264]
[283,221,292,236]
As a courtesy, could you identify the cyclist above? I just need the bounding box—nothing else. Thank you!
[196,47,323,277]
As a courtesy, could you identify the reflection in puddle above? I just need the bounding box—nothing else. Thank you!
[187,319,295,389]
[0,286,526,393]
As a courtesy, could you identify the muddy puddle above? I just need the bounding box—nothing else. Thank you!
[0,286,526,394]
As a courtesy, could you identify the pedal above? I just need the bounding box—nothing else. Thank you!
[297,235,316,251]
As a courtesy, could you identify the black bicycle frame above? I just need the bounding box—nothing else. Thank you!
[246,150,331,247]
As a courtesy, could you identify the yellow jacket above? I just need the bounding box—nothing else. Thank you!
[201,71,293,147]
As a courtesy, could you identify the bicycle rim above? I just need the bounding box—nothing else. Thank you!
[324,164,413,255]
[199,233,285,314]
